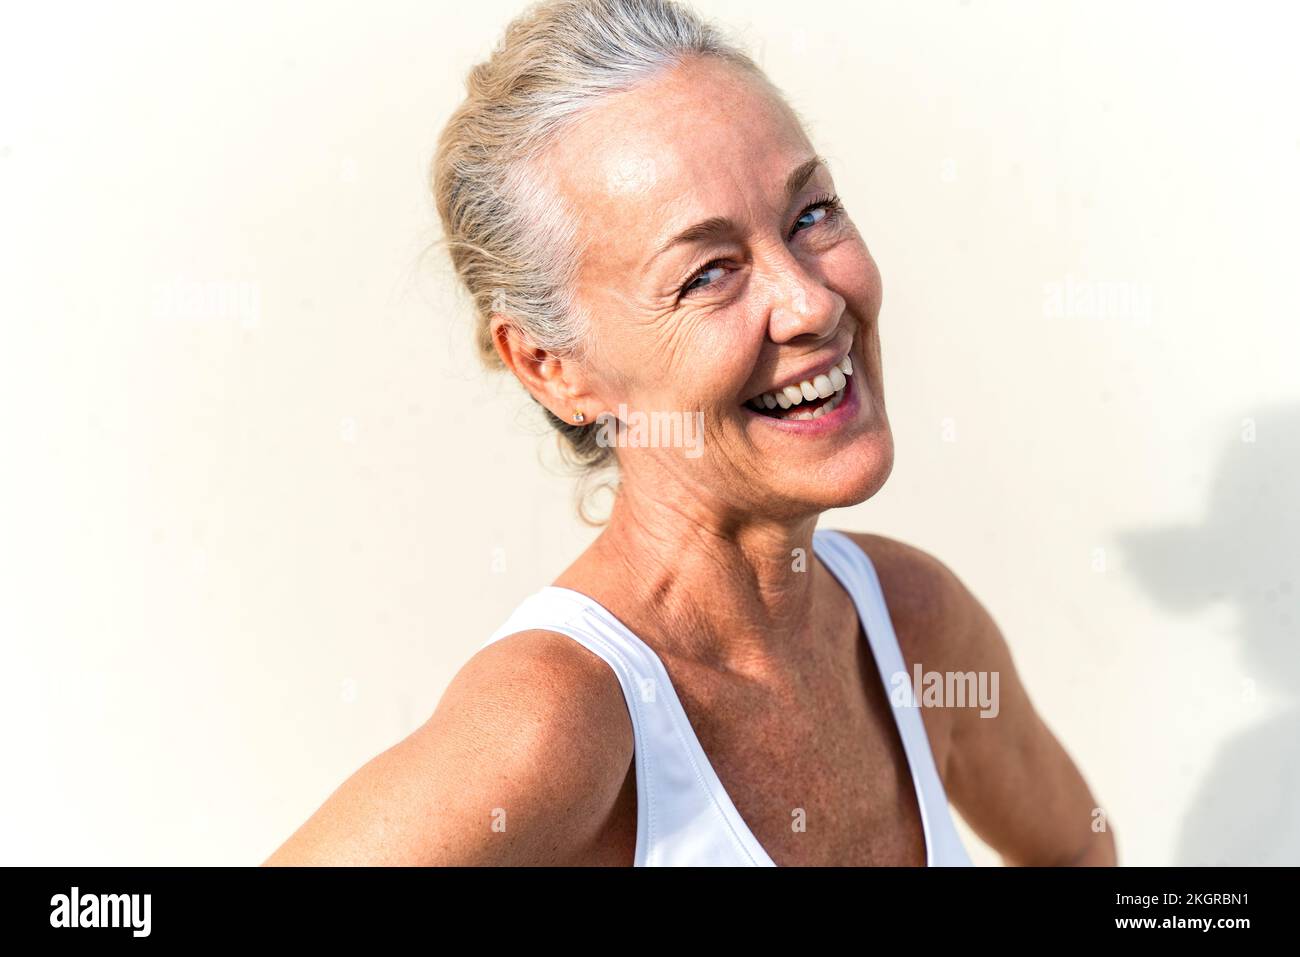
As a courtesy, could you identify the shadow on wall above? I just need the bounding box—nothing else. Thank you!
[1118,403,1300,866]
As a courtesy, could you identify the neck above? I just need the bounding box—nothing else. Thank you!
[560,478,836,675]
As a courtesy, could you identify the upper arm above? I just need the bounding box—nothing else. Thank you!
[261,630,634,866]
[843,531,1117,866]
[939,580,1116,865]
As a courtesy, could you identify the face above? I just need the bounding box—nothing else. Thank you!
[521,56,892,520]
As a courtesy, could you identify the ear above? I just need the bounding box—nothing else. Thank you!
[489,313,600,422]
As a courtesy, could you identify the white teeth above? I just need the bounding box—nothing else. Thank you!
[747,353,854,417]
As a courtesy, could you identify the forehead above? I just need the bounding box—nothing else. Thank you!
[541,57,814,273]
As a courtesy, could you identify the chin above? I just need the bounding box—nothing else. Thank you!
[744,425,894,520]
[811,426,895,510]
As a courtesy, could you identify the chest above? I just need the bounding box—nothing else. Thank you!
[596,627,947,866]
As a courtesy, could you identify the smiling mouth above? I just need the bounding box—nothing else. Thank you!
[742,355,853,421]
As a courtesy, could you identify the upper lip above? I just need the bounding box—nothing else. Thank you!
[741,341,853,405]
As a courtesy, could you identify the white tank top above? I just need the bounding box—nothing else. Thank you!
[479,528,974,867]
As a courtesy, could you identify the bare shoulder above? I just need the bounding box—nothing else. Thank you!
[262,628,633,866]
[833,529,1117,865]
[832,529,980,659]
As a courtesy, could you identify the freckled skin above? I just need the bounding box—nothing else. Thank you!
[524,57,893,519]
[262,56,1115,868]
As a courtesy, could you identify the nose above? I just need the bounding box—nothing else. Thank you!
[760,248,845,345]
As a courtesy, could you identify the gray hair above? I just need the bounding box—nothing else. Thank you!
[430,0,765,518]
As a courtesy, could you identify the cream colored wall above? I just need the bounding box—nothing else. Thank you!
[2,0,1296,866]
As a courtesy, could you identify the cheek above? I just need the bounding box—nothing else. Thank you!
[688,319,765,407]
[630,306,754,407]
[825,238,882,320]
[587,305,746,411]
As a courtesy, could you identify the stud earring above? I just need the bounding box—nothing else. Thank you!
[572,411,585,424]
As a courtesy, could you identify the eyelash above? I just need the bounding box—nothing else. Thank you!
[678,193,844,299]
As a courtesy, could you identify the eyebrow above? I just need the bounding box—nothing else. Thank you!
[646,155,828,269]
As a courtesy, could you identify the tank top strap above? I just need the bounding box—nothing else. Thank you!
[811,529,914,686]
[481,585,659,695]
[811,528,974,866]
[480,586,773,866]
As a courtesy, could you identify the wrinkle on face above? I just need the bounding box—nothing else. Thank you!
[532,55,884,513]
[545,61,807,396]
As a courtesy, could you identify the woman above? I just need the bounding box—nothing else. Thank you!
[265,0,1116,867]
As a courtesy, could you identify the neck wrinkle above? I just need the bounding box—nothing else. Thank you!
[579,483,831,674]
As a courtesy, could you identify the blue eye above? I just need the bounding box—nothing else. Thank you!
[681,260,727,296]
[795,207,826,231]
[791,194,843,237]
[676,194,843,299]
